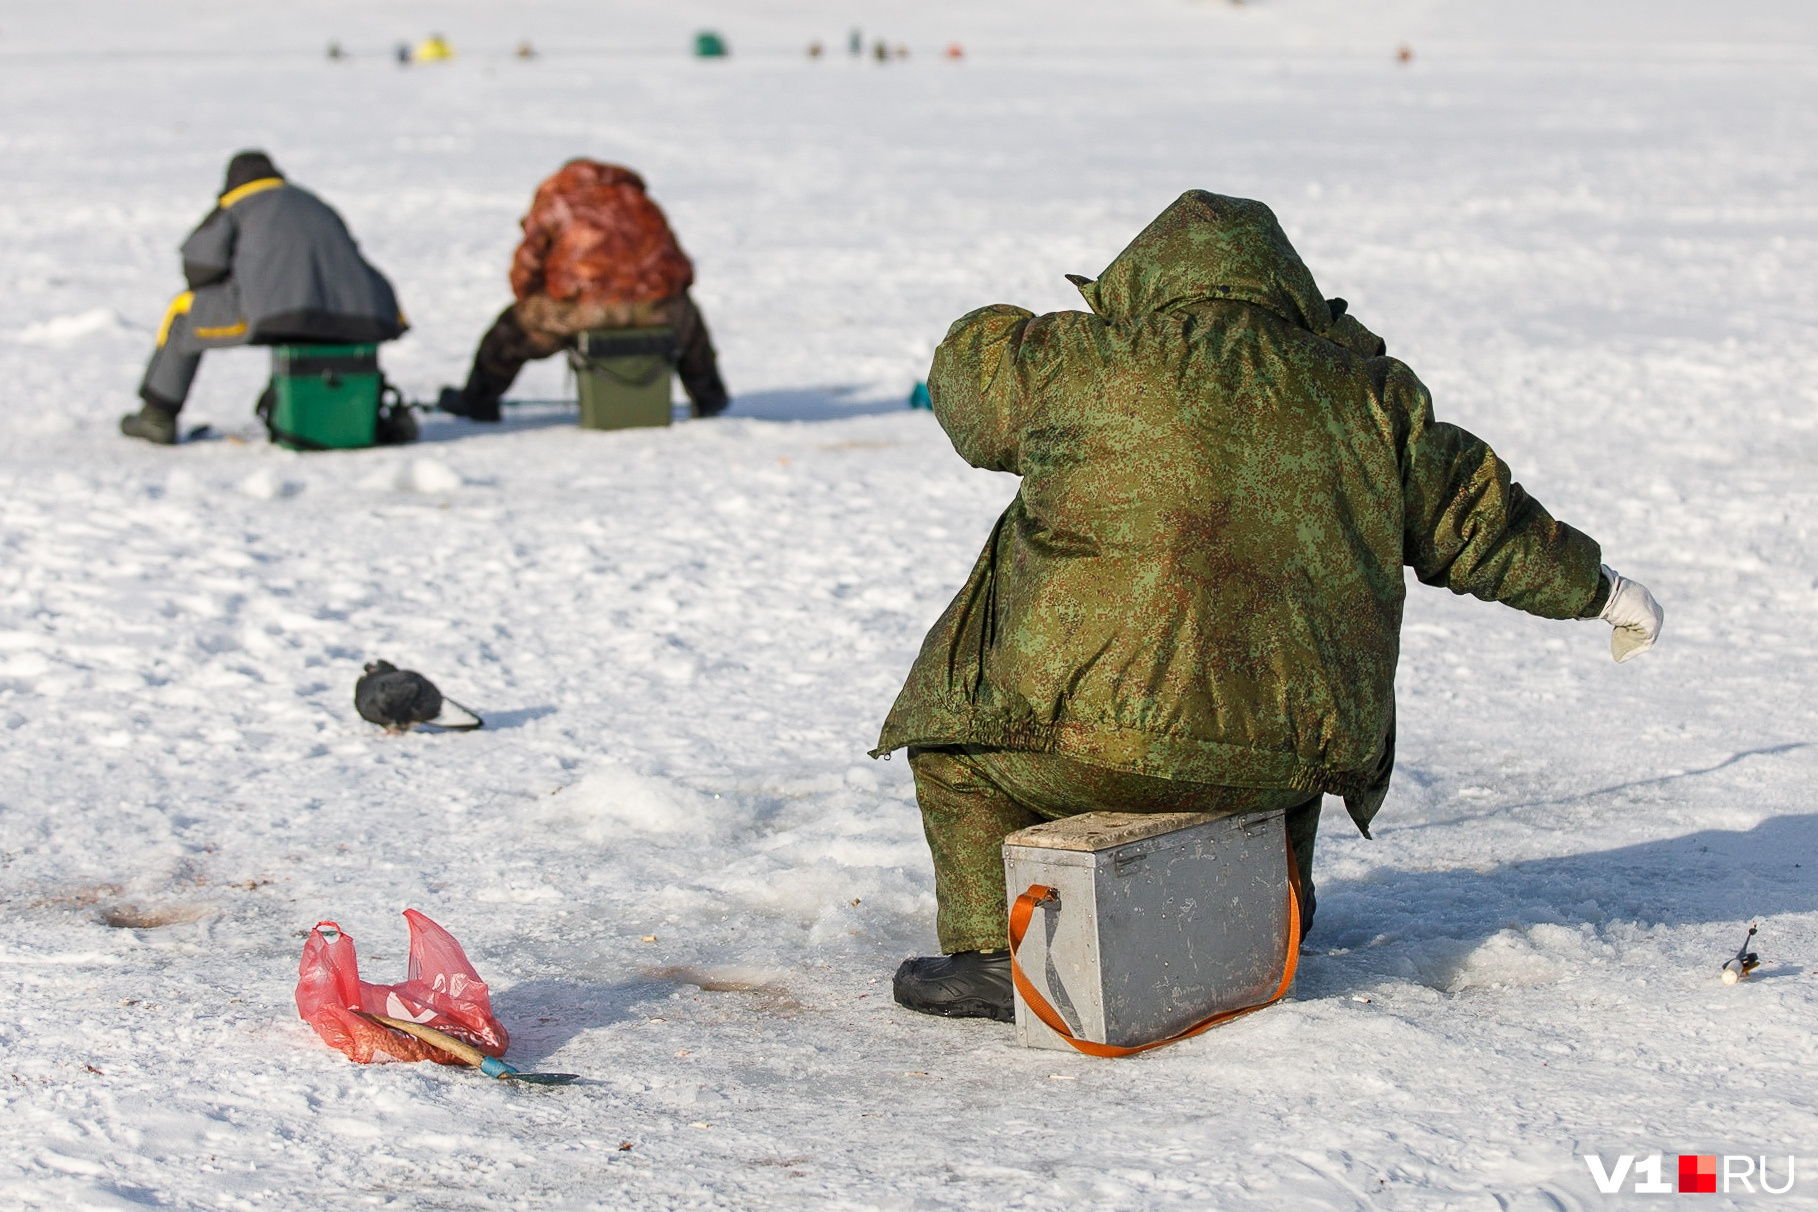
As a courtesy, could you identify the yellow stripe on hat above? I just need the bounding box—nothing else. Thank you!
[218,176,285,209]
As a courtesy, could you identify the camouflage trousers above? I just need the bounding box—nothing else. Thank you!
[908,745,1322,954]
[457,291,728,416]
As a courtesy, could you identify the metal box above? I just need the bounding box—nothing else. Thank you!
[571,327,676,431]
[1004,809,1294,1051]
[266,344,382,450]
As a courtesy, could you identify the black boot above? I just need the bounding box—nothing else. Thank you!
[689,381,730,419]
[120,398,179,445]
[437,385,500,423]
[892,950,1014,1021]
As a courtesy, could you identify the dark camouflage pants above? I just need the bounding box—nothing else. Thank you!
[457,291,729,417]
[908,745,1322,954]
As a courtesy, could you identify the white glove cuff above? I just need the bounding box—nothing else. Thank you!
[1597,564,1626,622]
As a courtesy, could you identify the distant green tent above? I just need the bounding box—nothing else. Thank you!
[694,31,728,58]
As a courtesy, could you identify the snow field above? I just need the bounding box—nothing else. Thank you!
[1,0,1816,1207]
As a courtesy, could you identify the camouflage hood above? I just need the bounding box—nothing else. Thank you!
[1069,191,1333,335]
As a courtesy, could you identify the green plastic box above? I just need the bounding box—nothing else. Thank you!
[266,344,381,450]
[571,327,676,431]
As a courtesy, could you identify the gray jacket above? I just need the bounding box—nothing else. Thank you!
[181,179,406,344]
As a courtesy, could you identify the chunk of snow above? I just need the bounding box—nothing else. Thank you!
[14,308,139,344]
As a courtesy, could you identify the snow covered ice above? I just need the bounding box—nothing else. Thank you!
[3,0,1817,1206]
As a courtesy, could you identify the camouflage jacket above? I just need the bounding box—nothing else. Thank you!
[874,191,1606,835]
[510,160,694,308]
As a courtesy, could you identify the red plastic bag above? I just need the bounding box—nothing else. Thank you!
[295,910,510,1064]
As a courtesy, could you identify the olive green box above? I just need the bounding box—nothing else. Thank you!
[267,344,381,450]
[571,327,677,431]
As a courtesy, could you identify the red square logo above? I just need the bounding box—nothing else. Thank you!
[1678,1154,1717,1193]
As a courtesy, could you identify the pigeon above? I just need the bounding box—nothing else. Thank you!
[354,660,444,731]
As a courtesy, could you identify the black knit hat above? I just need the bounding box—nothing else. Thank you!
[222,150,284,195]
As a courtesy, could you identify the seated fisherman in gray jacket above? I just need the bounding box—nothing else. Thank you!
[121,150,408,445]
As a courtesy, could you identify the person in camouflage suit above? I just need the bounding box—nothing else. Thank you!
[877,191,1664,1022]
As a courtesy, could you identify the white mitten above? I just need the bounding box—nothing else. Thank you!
[1598,564,1663,663]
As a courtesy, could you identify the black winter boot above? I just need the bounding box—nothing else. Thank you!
[437,386,500,423]
[120,399,179,445]
[892,950,1014,1021]
[689,382,730,419]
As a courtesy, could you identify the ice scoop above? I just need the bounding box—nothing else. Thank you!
[358,1011,577,1084]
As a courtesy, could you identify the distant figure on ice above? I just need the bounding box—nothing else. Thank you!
[876,191,1664,1022]
[121,151,407,445]
[438,160,729,422]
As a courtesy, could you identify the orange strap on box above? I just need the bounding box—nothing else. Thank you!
[1006,831,1301,1058]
